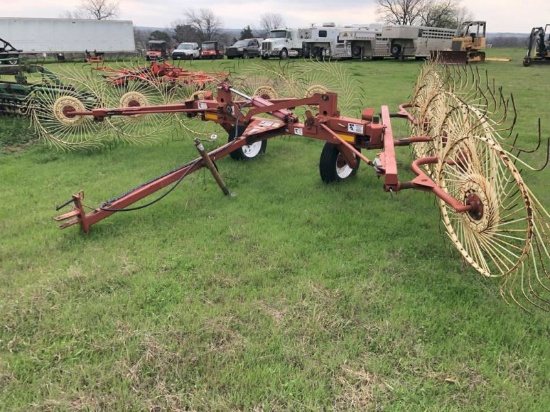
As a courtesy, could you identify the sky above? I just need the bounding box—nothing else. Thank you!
[3,0,549,33]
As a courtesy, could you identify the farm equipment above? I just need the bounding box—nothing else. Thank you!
[523,25,550,66]
[38,61,550,311]
[436,21,487,64]
[146,40,169,61]
[0,37,22,65]
[0,63,95,116]
[91,60,228,89]
[85,50,105,63]
[200,41,223,59]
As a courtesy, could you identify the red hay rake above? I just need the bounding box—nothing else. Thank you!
[91,60,229,89]
[39,61,550,311]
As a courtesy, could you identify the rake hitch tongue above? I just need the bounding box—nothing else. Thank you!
[53,192,90,232]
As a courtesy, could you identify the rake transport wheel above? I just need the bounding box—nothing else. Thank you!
[436,135,533,279]
[228,125,267,160]
[30,89,107,150]
[319,142,360,183]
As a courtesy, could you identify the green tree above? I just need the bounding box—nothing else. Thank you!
[240,26,254,40]
[149,30,171,43]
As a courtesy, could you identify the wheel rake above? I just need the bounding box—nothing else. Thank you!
[232,60,364,117]
[30,60,230,149]
[52,61,550,312]
[28,65,109,150]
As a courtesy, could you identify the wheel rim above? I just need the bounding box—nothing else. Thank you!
[437,135,533,278]
[241,141,263,158]
[336,152,354,179]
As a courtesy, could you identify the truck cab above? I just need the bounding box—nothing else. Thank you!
[261,28,302,59]
[146,40,169,61]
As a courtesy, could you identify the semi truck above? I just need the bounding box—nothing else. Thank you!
[0,17,135,56]
[261,28,303,59]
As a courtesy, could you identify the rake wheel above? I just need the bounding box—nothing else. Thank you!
[102,79,172,144]
[410,67,446,164]
[437,135,533,279]
[30,89,107,150]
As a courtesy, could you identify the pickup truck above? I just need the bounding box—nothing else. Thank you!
[225,38,262,59]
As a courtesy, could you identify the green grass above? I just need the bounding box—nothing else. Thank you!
[1,49,550,411]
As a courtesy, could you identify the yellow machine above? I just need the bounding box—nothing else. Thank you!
[452,21,486,63]
[436,21,486,64]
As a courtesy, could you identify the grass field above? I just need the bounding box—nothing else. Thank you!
[1,48,550,411]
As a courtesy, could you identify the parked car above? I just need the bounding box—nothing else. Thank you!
[200,41,224,59]
[225,38,263,59]
[172,42,201,60]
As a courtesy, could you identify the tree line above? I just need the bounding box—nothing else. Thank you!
[65,0,530,51]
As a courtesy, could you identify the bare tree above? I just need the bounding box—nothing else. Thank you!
[376,0,470,27]
[421,0,459,28]
[183,9,223,42]
[376,0,426,25]
[65,0,120,20]
[259,13,285,35]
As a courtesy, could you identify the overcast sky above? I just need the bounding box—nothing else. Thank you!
[3,0,549,33]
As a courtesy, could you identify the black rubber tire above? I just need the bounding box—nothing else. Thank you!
[280,49,288,59]
[319,142,360,183]
[243,51,249,59]
[391,44,401,57]
[228,125,267,160]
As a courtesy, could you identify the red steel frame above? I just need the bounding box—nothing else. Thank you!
[55,83,477,232]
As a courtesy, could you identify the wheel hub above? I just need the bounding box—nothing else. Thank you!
[119,91,148,119]
[458,175,498,234]
[52,96,86,126]
[253,86,278,100]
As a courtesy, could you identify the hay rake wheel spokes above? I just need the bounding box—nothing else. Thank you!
[437,135,534,280]
[500,185,550,311]
[29,88,108,150]
[410,65,449,166]
[102,77,173,144]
